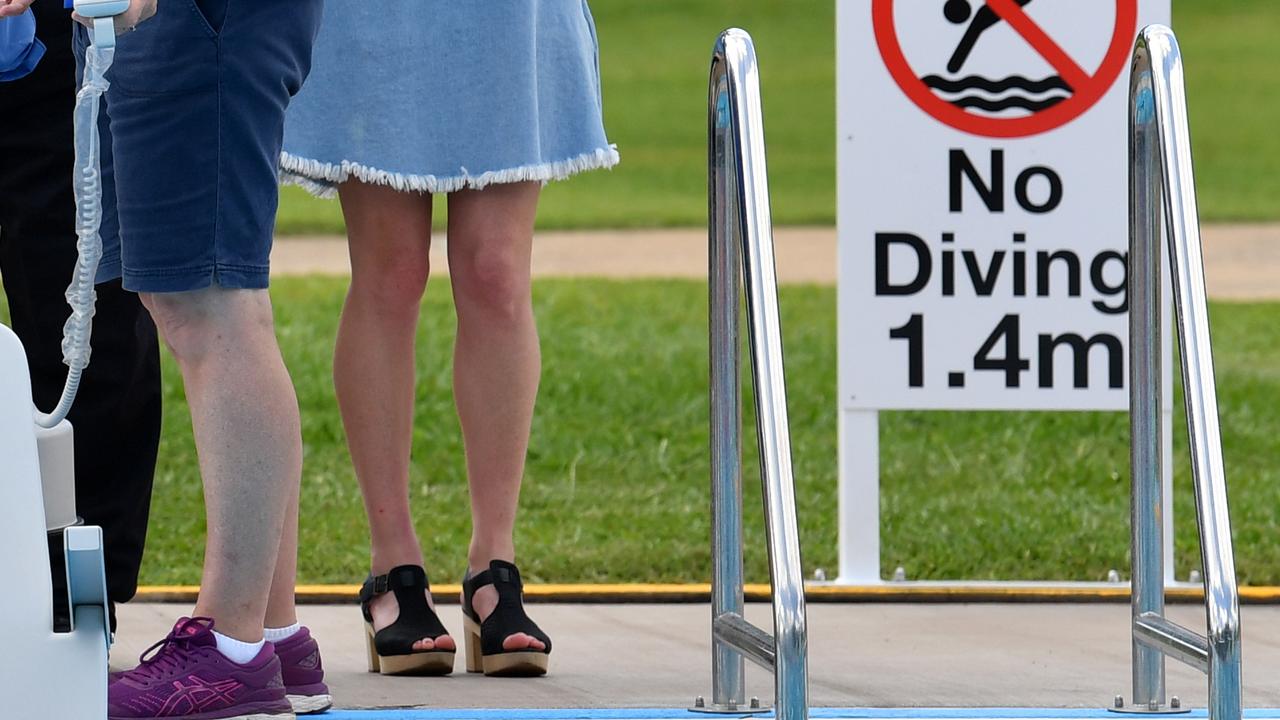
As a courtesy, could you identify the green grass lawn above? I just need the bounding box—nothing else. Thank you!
[81,278,1273,586]
[275,0,1280,234]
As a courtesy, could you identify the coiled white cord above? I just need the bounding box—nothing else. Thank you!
[33,22,115,429]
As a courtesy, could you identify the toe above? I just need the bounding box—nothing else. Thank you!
[411,635,455,652]
[502,632,546,652]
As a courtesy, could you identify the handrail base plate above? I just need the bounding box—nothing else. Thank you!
[1109,706,1191,715]
[690,695,770,715]
[689,704,771,715]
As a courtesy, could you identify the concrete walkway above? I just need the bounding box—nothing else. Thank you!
[270,225,1280,299]
[116,602,1280,710]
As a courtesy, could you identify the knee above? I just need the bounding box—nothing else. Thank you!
[449,243,529,323]
[140,293,199,360]
[140,289,273,363]
[349,255,431,318]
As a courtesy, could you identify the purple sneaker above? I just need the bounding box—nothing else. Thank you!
[273,627,332,714]
[108,617,293,720]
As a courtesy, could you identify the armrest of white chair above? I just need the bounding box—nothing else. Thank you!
[64,525,112,649]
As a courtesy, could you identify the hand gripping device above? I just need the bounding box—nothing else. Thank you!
[72,0,130,48]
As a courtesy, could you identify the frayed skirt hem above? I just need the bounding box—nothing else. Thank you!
[279,145,621,198]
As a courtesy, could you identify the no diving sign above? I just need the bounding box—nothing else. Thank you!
[873,0,1139,138]
[838,0,1168,412]
[834,0,1172,582]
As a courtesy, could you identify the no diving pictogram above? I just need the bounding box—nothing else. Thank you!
[873,0,1138,138]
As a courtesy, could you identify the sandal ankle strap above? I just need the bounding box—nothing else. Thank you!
[468,560,523,591]
[460,561,529,622]
[360,565,430,620]
[462,560,523,619]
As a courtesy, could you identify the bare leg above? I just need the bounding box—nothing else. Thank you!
[264,475,299,630]
[446,182,545,652]
[334,180,454,652]
[141,287,301,643]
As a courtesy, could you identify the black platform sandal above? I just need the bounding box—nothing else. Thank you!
[360,565,455,676]
[461,560,552,677]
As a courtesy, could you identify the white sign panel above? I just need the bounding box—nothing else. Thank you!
[834,0,1174,583]
[840,0,1170,412]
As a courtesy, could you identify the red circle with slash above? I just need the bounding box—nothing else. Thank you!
[873,0,1138,138]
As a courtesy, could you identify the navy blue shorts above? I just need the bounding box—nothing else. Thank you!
[77,0,322,293]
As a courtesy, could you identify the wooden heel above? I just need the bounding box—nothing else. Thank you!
[364,623,380,673]
[464,616,484,673]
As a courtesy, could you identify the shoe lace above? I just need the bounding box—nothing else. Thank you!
[132,617,215,681]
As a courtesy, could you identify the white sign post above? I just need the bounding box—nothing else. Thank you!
[836,0,1172,585]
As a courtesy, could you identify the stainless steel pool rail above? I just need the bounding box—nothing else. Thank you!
[705,28,809,720]
[1127,24,1241,720]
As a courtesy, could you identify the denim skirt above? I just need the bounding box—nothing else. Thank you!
[281,0,618,197]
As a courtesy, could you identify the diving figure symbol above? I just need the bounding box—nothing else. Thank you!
[925,0,1072,115]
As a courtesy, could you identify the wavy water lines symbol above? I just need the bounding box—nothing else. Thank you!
[921,74,1072,114]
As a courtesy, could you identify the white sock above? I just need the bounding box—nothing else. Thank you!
[212,630,266,664]
[263,622,302,643]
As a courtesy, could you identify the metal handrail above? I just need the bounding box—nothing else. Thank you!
[1128,24,1241,720]
[707,28,809,720]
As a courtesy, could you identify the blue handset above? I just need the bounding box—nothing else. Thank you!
[71,0,130,16]
[71,0,130,49]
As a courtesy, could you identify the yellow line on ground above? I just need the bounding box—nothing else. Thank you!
[131,583,1280,604]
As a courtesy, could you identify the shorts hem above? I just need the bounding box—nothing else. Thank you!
[122,263,270,293]
[95,253,123,285]
[279,144,621,198]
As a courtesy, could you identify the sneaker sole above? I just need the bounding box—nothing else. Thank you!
[108,707,295,712]
[288,694,334,715]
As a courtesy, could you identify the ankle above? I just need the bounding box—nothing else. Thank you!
[467,547,515,574]
[195,608,263,645]
[369,548,425,576]
[264,609,298,630]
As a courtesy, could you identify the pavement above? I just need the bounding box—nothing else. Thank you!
[115,602,1280,711]
[269,225,1280,299]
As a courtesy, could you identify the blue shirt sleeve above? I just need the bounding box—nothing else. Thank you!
[0,9,46,82]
